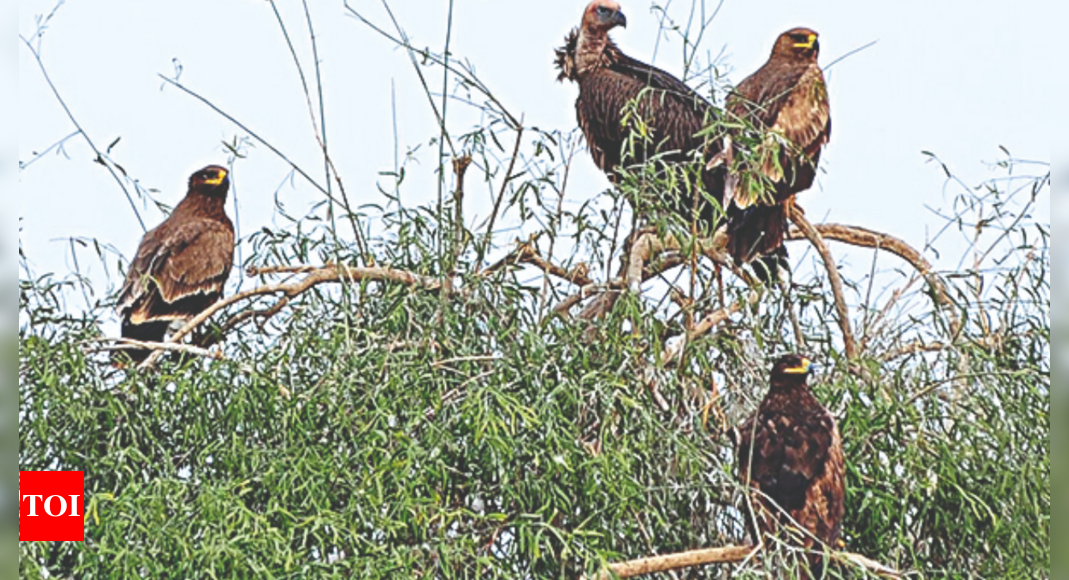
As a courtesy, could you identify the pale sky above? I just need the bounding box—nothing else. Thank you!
[17,0,1052,322]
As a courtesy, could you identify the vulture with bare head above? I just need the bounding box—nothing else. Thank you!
[555,0,726,231]
[733,354,845,578]
[725,28,831,279]
[115,165,235,364]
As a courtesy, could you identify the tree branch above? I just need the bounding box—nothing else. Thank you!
[477,125,525,268]
[785,220,961,337]
[482,237,593,287]
[590,544,902,579]
[91,337,225,362]
[787,208,858,359]
[593,545,754,579]
[136,264,442,370]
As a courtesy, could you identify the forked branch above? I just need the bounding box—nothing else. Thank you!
[785,222,954,311]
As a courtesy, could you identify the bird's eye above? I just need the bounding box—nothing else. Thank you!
[596,6,609,15]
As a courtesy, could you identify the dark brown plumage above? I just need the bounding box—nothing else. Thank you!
[725,28,831,279]
[555,0,726,230]
[115,165,235,363]
[734,354,845,577]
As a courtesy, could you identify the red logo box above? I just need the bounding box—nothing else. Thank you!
[20,471,85,542]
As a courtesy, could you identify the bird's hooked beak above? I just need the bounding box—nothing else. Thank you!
[612,9,627,28]
[204,169,228,186]
[794,33,817,49]
[781,357,812,375]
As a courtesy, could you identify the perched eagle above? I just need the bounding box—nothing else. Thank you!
[115,165,235,363]
[733,354,845,577]
[725,28,831,278]
[555,0,726,231]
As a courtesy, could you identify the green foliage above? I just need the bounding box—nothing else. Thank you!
[19,2,1048,579]
[19,161,1049,578]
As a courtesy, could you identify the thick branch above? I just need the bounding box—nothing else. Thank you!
[625,229,742,292]
[592,545,901,579]
[687,293,755,340]
[787,208,858,359]
[785,221,961,337]
[572,230,739,321]
[786,222,953,309]
[594,546,754,579]
[553,282,622,317]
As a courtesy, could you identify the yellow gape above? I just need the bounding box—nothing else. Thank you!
[794,33,818,49]
[204,168,227,186]
[782,357,812,374]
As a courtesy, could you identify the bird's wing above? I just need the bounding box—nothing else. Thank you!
[610,52,713,108]
[578,63,718,172]
[751,407,836,513]
[769,64,831,158]
[118,217,234,324]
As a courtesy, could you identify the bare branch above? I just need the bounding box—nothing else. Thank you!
[787,208,858,359]
[553,282,621,317]
[20,35,146,231]
[482,237,593,287]
[591,545,754,579]
[90,337,224,362]
[589,544,902,579]
[688,293,751,340]
[478,126,525,268]
[137,264,442,370]
[785,222,953,310]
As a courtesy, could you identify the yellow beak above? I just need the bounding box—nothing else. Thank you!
[204,169,227,186]
[794,34,817,49]
[782,357,812,374]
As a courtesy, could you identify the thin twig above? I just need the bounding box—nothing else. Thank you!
[482,238,593,287]
[19,130,79,171]
[343,1,519,129]
[90,338,223,361]
[137,264,442,370]
[478,126,525,269]
[20,35,145,231]
[157,76,341,207]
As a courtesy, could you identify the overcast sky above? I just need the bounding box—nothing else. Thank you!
[17,0,1052,322]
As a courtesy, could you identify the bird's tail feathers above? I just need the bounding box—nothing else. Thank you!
[113,319,170,365]
[727,204,789,281]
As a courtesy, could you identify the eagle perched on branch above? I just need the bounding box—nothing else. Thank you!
[734,354,845,577]
[725,28,831,277]
[115,165,235,363]
[554,0,726,231]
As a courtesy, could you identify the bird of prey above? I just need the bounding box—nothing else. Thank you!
[725,28,831,279]
[555,0,727,231]
[734,354,845,578]
[115,165,235,363]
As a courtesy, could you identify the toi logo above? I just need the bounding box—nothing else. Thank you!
[20,471,85,542]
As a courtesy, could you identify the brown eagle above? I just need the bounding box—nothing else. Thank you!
[733,354,845,577]
[725,28,831,278]
[555,0,726,230]
[115,165,235,363]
